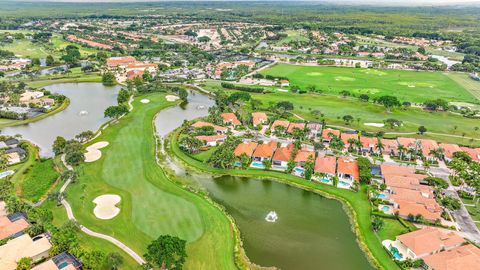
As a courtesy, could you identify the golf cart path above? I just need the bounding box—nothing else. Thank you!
[60,145,145,265]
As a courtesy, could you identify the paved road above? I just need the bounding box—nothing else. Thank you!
[430,167,480,245]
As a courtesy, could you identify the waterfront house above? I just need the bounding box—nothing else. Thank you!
[220,113,241,127]
[252,112,268,126]
[252,141,277,163]
[314,155,337,180]
[423,244,480,270]
[0,234,52,270]
[322,128,341,143]
[294,149,315,168]
[190,121,227,134]
[195,135,226,147]
[234,142,258,158]
[337,157,359,183]
[395,227,464,260]
[272,144,294,170]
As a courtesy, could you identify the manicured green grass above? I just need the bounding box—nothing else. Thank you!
[376,218,411,241]
[446,72,480,101]
[192,147,216,162]
[276,30,308,45]
[169,127,401,270]
[260,64,476,103]
[50,35,100,57]
[1,39,51,59]
[65,93,237,269]
[20,158,59,202]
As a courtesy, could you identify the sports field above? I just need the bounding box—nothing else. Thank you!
[65,93,236,269]
[261,64,476,103]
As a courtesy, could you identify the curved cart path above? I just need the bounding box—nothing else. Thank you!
[59,134,146,265]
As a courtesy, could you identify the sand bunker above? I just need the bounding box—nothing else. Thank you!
[306,72,323,76]
[93,194,121,220]
[364,123,385,127]
[165,95,180,102]
[84,141,109,162]
[140,99,150,104]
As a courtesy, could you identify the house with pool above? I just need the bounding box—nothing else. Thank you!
[336,157,359,189]
[195,135,227,147]
[251,141,277,168]
[271,144,294,171]
[313,155,337,184]
[422,243,480,270]
[382,227,464,262]
[293,149,315,176]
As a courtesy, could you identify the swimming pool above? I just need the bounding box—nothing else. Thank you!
[377,193,387,199]
[390,247,403,260]
[251,161,265,169]
[381,205,392,212]
[339,180,350,186]
[321,179,331,184]
[294,167,304,174]
[0,170,14,179]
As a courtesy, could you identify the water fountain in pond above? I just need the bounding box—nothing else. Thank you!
[79,110,88,116]
[265,211,278,222]
[196,105,206,110]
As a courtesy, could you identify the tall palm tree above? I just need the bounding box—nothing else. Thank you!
[376,137,384,154]
[397,144,406,160]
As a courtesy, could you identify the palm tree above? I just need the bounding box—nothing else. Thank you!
[376,137,384,154]
[397,144,406,160]
[262,159,272,170]
[407,148,417,161]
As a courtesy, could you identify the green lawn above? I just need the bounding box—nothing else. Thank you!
[1,39,51,59]
[65,93,237,269]
[192,147,217,162]
[20,158,59,202]
[168,127,402,270]
[276,30,309,45]
[260,64,476,103]
[50,35,100,57]
[446,72,480,101]
[376,218,411,241]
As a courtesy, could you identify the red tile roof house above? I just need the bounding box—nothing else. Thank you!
[392,227,464,260]
[252,141,277,164]
[190,121,227,134]
[0,214,30,241]
[313,155,337,182]
[287,122,306,134]
[419,139,439,161]
[195,135,226,147]
[439,143,462,162]
[251,112,268,127]
[106,56,137,69]
[294,149,315,168]
[360,136,378,154]
[381,139,399,156]
[322,128,341,143]
[234,142,258,158]
[336,157,359,188]
[397,137,419,158]
[272,144,294,170]
[341,133,359,151]
[460,147,480,161]
[270,120,290,134]
[423,244,480,270]
[220,112,241,127]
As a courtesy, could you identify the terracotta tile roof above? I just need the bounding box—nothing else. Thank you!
[340,133,358,145]
[272,144,294,162]
[252,112,268,126]
[439,143,462,159]
[384,175,428,190]
[314,156,337,174]
[220,113,241,126]
[381,139,398,153]
[395,199,442,221]
[322,128,341,140]
[423,244,480,270]
[420,139,439,157]
[397,137,418,149]
[397,227,464,257]
[234,142,258,157]
[380,164,416,177]
[195,135,226,143]
[0,234,51,269]
[253,143,275,158]
[0,216,29,240]
[126,62,157,69]
[294,150,315,163]
[460,147,480,161]
[271,120,290,130]
[287,122,306,133]
[191,121,227,132]
[127,70,144,80]
[360,136,377,149]
[337,157,359,180]
[106,56,136,67]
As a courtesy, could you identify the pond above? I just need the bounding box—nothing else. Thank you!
[2,83,120,156]
[155,91,374,270]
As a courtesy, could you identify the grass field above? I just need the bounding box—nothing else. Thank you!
[276,30,309,45]
[20,158,59,202]
[50,35,100,57]
[375,218,411,241]
[169,127,402,270]
[1,39,51,59]
[446,72,480,101]
[65,93,237,269]
[260,64,476,103]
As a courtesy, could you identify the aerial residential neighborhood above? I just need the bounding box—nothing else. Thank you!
[0,0,480,270]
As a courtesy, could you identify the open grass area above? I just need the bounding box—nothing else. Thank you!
[20,158,59,202]
[65,93,237,269]
[168,127,402,270]
[376,218,411,241]
[50,35,100,57]
[1,39,51,59]
[276,30,309,45]
[192,147,216,162]
[260,64,476,103]
[446,72,480,101]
